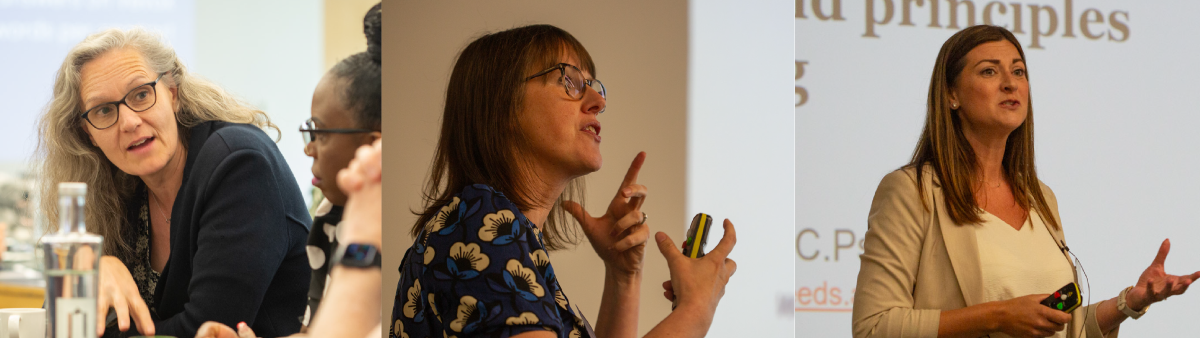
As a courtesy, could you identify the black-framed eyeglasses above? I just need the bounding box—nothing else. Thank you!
[299,118,374,144]
[525,63,606,113]
[79,72,168,130]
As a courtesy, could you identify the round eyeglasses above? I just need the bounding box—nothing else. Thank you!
[525,63,606,113]
[79,72,168,130]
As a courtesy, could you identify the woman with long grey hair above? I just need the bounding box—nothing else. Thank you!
[35,28,310,338]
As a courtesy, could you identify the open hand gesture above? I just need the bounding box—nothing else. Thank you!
[1126,239,1200,311]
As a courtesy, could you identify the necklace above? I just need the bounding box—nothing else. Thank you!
[150,191,171,225]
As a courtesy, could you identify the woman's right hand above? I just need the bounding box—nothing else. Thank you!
[97,255,154,337]
[653,219,738,317]
[564,152,651,277]
[991,294,1071,338]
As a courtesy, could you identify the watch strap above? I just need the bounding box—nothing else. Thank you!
[1117,286,1148,319]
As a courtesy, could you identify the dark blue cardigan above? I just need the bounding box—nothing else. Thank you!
[144,121,310,337]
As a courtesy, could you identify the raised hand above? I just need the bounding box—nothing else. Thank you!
[336,139,383,247]
[563,152,650,276]
[1126,239,1200,311]
[654,219,738,315]
[336,138,382,193]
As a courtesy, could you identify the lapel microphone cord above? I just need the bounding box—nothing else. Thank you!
[1060,239,1091,338]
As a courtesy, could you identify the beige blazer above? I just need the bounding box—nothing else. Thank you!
[850,167,1118,338]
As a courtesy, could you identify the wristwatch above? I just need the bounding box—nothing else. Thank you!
[1117,286,1148,319]
[333,243,382,269]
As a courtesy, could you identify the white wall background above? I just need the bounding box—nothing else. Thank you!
[194,0,323,207]
[690,1,795,337]
[797,0,1200,336]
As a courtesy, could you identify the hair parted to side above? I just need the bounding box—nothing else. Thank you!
[909,24,1058,230]
[413,24,596,250]
[34,28,278,261]
[330,2,382,131]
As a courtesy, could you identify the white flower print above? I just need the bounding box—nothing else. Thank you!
[479,209,521,244]
[504,259,545,299]
[425,197,462,236]
[394,319,409,338]
[449,242,490,272]
[428,293,439,319]
[423,245,436,265]
[402,279,422,319]
[450,295,480,333]
[529,249,550,271]
[505,312,540,325]
[555,290,569,309]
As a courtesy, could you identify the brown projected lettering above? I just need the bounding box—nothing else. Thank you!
[1109,11,1129,41]
[1028,3,1056,49]
[799,0,1131,49]
[796,61,809,107]
[946,0,976,29]
[795,228,865,261]
[798,0,847,21]
[863,0,894,37]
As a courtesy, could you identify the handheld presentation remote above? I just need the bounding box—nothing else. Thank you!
[681,213,713,258]
[1040,282,1082,313]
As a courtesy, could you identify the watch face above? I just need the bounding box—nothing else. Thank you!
[341,243,379,267]
[345,244,376,260]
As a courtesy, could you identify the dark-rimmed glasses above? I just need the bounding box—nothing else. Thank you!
[79,72,169,130]
[525,63,606,113]
[299,118,374,144]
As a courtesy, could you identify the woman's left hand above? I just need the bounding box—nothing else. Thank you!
[564,152,650,276]
[1126,239,1200,311]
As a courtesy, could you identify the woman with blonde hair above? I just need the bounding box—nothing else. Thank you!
[35,28,310,337]
[852,25,1199,338]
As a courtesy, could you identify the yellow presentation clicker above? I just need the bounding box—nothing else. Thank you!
[673,213,716,310]
[682,213,713,259]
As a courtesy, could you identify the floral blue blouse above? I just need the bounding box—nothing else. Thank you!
[391,184,589,338]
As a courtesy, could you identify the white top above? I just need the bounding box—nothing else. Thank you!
[975,208,1076,338]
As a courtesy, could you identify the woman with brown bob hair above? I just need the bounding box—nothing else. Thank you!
[852,25,1200,338]
[391,24,738,338]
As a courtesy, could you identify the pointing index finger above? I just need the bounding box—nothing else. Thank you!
[1153,238,1171,267]
[620,152,647,188]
